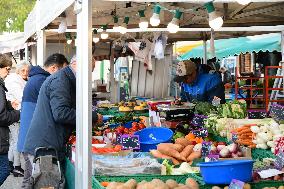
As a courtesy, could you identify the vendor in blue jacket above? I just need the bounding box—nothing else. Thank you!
[174,60,225,104]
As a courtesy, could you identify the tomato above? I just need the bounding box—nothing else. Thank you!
[104,128,111,133]
[68,135,76,144]
[138,123,146,130]
[132,122,138,127]
[218,142,226,145]
[114,145,122,151]
[124,128,129,134]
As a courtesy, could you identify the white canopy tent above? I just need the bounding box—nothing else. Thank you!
[23,0,284,188]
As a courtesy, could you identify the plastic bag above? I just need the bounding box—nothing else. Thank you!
[92,155,162,175]
[154,39,164,59]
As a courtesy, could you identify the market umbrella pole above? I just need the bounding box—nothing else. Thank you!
[75,0,93,188]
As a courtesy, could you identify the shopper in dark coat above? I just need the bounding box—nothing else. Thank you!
[0,54,20,186]
[18,53,69,189]
[22,55,102,188]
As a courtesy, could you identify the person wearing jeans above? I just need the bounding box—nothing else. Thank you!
[0,54,20,186]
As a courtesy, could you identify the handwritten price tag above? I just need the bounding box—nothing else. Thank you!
[192,128,208,138]
[231,132,238,143]
[202,141,212,157]
[120,135,140,150]
[228,179,245,189]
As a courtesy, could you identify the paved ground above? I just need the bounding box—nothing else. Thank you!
[0,175,23,189]
[0,155,24,189]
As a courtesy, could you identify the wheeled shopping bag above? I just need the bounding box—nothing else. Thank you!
[30,147,65,189]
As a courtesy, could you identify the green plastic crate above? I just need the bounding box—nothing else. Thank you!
[92,174,204,189]
[252,148,276,160]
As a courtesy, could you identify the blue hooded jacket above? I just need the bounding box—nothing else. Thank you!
[17,66,50,152]
[180,72,225,104]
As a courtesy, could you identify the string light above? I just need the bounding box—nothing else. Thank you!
[167,10,183,33]
[205,2,223,30]
[65,33,72,44]
[150,5,161,27]
[138,10,148,30]
[113,16,120,32]
[101,25,109,39]
[93,29,100,43]
[236,0,251,5]
[120,17,129,34]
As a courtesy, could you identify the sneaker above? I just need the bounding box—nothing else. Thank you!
[13,167,24,177]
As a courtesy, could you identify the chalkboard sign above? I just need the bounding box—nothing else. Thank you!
[270,104,284,121]
[231,132,238,143]
[120,135,140,150]
[192,128,208,138]
[201,141,211,157]
[275,150,284,170]
[191,114,207,127]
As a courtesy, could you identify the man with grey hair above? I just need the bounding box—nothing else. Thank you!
[22,54,102,187]
[5,61,30,177]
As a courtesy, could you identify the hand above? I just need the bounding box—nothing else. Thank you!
[11,100,19,110]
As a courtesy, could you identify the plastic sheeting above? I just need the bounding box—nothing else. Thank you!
[179,33,281,60]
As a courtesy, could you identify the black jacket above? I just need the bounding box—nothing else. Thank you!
[0,78,20,154]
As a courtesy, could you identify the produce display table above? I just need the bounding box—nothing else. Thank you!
[64,158,283,189]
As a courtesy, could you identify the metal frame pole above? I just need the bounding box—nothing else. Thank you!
[36,30,46,66]
[75,0,92,188]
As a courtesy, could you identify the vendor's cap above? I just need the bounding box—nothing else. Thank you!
[174,60,197,83]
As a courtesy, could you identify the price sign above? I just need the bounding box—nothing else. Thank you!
[192,128,208,138]
[270,104,284,121]
[275,150,284,170]
[228,179,245,189]
[120,135,140,150]
[206,154,219,162]
[115,134,122,145]
[201,141,212,157]
[191,115,207,127]
[231,132,238,143]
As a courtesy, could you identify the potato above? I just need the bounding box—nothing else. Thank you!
[139,182,155,189]
[243,183,251,189]
[224,187,229,189]
[151,179,165,187]
[212,187,221,189]
[106,182,123,189]
[185,178,199,189]
[165,179,178,189]
[174,186,191,189]
[279,186,284,189]
[154,185,169,189]
[123,179,137,189]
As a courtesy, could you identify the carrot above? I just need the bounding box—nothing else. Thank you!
[248,144,256,148]
[101,182,109,187]
[157,143,186,161]
[149,150,180,165]
[175,138,192,147]
[180,145,194,160]
[172,144,184,152]
[187,151,201,162]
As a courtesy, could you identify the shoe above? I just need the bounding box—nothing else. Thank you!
[9,161,14,174]
[13,167,24,177]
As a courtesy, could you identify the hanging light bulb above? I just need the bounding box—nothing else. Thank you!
[205,2,223,30]
[119,17,129,34]
[138,10,148,30]
[236,0,251,5]
[100,25,109,39]
[113,16,120,32]
[167,10,183,33]
[93,29,100,43]
[150,5,161,27]
[65,32,73,44]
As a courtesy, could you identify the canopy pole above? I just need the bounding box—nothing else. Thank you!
[110,45,116,103]
[203,40,207,64]
[281,31,284,61]
[36,30,46,66]
[24,43,29,62]
[75,0,92,188]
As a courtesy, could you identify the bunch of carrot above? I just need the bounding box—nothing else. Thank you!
[150,137,202,165]
[185,133,204,144]
[232,124,256,148]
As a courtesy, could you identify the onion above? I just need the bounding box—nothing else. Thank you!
[237,151,243,157]
[217,145,226,152]
[227,143,238,153]
[219,147,230,158]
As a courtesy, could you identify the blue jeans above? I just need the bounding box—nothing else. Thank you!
[0,154,10,186]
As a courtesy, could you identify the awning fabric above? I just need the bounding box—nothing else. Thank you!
[0,33,35,54]
[179,33,281,60]
[24,0,74,41]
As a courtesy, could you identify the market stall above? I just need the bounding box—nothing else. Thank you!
[22,0,284,188]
